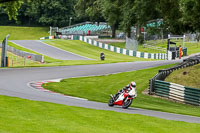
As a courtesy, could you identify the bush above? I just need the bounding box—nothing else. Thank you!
[137,34,144,44]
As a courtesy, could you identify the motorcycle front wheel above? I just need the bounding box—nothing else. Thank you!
[108,97,114,107]
[122,98,133,109]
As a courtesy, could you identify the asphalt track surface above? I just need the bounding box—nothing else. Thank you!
[10,40,91,60]
[0,60,200,123]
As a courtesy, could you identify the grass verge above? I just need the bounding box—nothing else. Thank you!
[7,41,59,63]
[109,42,165,53]
[43,40,150,62]
[109,39,200,55]
[0,26,49,40]
[165,64,200,89]
[0,48,40,67]
[0,95,200,133]
[43,64,200,117]
[3,40,151,67]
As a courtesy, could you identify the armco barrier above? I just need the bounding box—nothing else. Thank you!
[154,80,200,106]
[79,36,167,60]
[149,54,200,105]
[0,43,44,62]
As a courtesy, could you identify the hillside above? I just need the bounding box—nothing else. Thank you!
[0,26,49,40]
[165,64,200,89]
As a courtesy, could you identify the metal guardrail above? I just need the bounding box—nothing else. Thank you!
[79,36,167,60]
[154,80,200,106]
[0,43,44,63]
[149,54,200,105]
[149,54,200,92]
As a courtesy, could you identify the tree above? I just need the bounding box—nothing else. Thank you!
[102,0,123,38]
[159,0,185,34]
[75,0,104,22]
[0,0,76,27]
[180,0,200,32]
[0,0,23,20]
[22,0,76,27]
[0,0,17,2]
[120,0,160,38]
[75,0,122,38]
[120,0,136,38]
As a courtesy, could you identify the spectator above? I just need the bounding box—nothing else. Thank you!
[179,45,182,59]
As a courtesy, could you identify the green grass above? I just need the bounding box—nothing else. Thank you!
[0,48,40,67]
[0,26,49,40]
[109,42,165,53]
[0,95,200,133]
[0,41,60,68]
[1,40,152,68]
[165,64,200,89]
[43,64,200,117]
[109,39,200,55]
[44,40,150,62]
[4,40,151,67]
[7,41,59,63]
[148,39,200,55]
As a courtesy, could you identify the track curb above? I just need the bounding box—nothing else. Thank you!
[29,79,88,101]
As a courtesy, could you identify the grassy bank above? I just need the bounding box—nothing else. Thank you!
[165,64,200,89]
[0,95,200,133]
[109,39,200,55]
[109,42,165,53]
[0,26,49,40]
[0,48,40,67]
[1,40,151,68]
[43,40,150,62]
[7,41,58,63]
[43,64,200,117]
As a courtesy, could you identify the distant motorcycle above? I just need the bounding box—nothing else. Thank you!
[108,88,137,109]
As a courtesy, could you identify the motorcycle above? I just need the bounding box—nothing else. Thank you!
[108,88,137,109]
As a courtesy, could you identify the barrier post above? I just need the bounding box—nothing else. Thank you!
[149,79,154,95]
[6,56,9,67]
[1,34,9,67]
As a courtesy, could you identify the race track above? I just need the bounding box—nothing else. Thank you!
[1,60,200,123]
[10,40,91,60]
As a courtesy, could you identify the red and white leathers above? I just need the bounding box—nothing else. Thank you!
[118,84,137,98]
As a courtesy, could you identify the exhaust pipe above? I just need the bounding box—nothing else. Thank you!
[110,94,114,101]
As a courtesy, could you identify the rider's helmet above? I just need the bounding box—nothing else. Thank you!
[130,81,136,88]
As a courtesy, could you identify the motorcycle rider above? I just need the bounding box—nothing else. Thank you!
[116,81,137,97]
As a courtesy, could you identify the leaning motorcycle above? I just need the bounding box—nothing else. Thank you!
[108,88,136,109]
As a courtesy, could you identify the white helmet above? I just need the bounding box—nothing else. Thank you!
[130,81,136,88]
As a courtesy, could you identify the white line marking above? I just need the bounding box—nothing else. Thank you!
[9,41,39,55]
[39,41,93,60]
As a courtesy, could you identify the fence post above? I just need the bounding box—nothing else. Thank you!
[149,79,154,95]
[24,57,26,66]
[1,34,9,67]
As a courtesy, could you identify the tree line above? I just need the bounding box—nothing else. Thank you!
[0,0,76,27]
[0,0,200,38]
[75,0,200,38]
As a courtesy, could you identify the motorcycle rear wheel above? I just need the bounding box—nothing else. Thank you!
[108,98,114,106]
[122,98,133,109]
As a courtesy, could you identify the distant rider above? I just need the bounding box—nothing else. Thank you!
[117,81,137,97]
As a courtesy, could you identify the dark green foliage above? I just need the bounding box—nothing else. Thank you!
[0,0,76,27]
[102,0,123,38]
[180,0,200,33]
[1,0,200,36]
[23,0,76,27]
[159,0,185,34]
[75,0,104,22]
[0,0,23,20]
